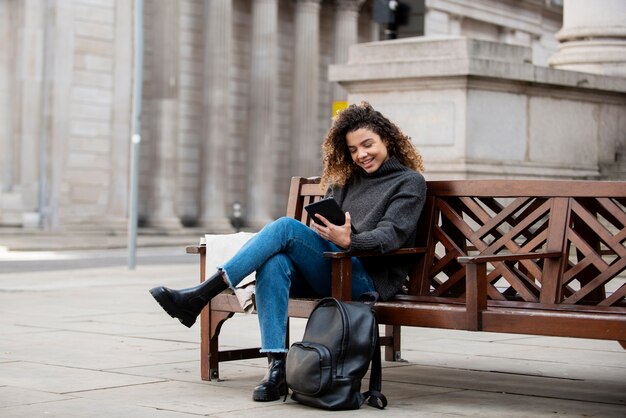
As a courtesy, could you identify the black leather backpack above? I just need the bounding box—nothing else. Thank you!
[285,297,387,410]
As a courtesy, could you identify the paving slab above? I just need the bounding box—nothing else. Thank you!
[496,335,626,352]
[398,347,626,384]
[0,386,74,408]
[385,363,625,405]
[0,361,164,394]
[490,345,626,369]
[398,389,626,418]
[400,337,542,357]
[1,329,199,370]
[0,397,197,418]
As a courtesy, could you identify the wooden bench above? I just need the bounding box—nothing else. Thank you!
[187,177,626,381]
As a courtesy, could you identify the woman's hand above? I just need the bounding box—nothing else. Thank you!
[311,212,352,249]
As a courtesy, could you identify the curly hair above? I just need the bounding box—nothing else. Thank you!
[320,101,424,191]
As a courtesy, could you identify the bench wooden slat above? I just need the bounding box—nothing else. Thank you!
[428,180,626,197]
[482,309,626,340]
[457,251,562,264]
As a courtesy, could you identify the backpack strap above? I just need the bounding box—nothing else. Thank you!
[362,309,388,409]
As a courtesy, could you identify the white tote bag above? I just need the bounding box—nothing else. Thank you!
[204,232,257,313]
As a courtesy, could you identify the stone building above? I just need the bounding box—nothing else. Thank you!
[4,0,615,233]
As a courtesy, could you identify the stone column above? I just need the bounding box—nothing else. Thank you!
[0,1,23,226]
[549,0,626,77]
[246,0,279,229]
[46,0,73,231]
[292,0,322,178]
[0,1,13,194]
[15,1,46,227]
[201,0,234,232]
[332,0,365,102]
[107,0,133,230]
[148,0,182,230]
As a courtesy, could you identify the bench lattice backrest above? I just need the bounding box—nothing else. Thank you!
[563,196,626,306]
[415,181,626,309]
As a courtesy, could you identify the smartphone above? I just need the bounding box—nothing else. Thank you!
[304,198,357,233]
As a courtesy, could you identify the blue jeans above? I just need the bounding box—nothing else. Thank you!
[220,217,375,352]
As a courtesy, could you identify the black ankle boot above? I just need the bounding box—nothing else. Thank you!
[149,271,228,328]
[252,352,287,402]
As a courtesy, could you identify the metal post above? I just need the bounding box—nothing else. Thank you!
[128,0,144,269]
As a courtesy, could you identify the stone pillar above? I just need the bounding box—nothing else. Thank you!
[332,0,365,102]
[45,0,73,231]
[15,1,46,227]
[148,0,182,230]
[0,2,23,226]
[292,0,322,178]
[0,1,13,193]
[246,0,279,229]
[107,0,133,230]
[201,0,234,232]
[549,0,626,77]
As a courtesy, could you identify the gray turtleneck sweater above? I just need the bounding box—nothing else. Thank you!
[329,157,426,300]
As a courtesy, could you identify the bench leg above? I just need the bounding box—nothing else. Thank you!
[619,340,626,350]
[201,306,233,381]
[465,263,487,331]
[384,325,403,362]
[201,305,210,380]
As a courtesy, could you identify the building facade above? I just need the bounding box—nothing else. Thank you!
[0,0,565,232]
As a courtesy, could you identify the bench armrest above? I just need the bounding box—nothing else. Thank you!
[323,247,427,259]
[324,247,427,300]
[186,244,206,255]
[458,251,562,331]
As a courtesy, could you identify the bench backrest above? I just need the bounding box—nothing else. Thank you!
[420,180,626,311]
[287,177,626,311]
[286,176,326,225]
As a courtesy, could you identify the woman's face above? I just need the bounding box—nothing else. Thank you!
[346,128,389,174]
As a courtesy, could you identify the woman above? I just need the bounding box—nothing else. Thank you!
[149,101,426,402]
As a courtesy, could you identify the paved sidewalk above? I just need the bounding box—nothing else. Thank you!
[0,251,625,417]
[0,228,205,251]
